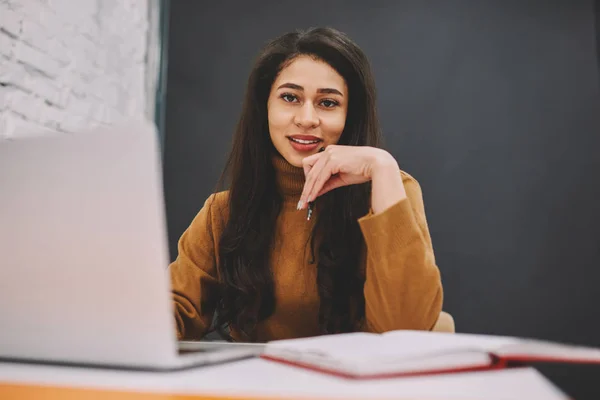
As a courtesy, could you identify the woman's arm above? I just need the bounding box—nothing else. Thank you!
[368,152,407,214]
[169,194,223,340]
[359,169,443,332]
[299,146,443,331]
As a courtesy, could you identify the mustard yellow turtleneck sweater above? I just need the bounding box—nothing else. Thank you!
[169,155,443,342]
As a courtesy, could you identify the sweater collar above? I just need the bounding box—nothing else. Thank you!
[272,153,305,199]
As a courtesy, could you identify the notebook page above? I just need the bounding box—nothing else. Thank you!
[498,338,600,362]
[266,332,380,357]
[267,331,518,362]
[379,330,521,358]
[265,331,493,375]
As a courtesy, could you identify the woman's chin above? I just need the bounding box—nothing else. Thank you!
[280,152,304,168]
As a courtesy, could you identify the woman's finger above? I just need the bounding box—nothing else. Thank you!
[301,146,327,176]
[301,151,322,177]
[307,159,334,203]
[299,154,328,208]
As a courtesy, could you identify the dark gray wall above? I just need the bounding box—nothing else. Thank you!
[164,0,600,352]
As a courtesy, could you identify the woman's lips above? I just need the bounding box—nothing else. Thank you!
[288,136,322,152]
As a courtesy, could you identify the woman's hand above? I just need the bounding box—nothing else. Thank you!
[298,145,407,214]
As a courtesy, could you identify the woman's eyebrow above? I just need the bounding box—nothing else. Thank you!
[277,82,344,96]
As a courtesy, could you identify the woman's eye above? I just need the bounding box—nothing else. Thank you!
[281,93,298,103]
[320,99,339,108]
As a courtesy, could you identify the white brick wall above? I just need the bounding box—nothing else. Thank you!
[0,0,155,139]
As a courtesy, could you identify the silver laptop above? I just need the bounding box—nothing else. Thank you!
[0,119,263,370]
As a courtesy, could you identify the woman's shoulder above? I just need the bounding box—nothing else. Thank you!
[186,191,230,240]
[206,190,230,206]
[202,190,230,217]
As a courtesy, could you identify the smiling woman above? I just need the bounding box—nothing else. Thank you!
[267,56,348,166]
[169,27,445,342]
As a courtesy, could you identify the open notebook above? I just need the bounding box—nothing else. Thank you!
[261,330,600,379]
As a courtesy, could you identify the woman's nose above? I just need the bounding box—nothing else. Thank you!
[294,103,319,129]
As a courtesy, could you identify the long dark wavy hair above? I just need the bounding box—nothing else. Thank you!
[210,27,383,341]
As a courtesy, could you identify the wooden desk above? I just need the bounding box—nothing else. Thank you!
[0,358,569,400]
[0,384,282,400]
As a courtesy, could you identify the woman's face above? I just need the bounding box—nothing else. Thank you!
[267,55,348,167]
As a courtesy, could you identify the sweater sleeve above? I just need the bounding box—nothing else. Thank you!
[169,193,223,340]
[359,172,443,332]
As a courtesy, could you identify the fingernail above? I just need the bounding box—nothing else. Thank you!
[297,200,304,210]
